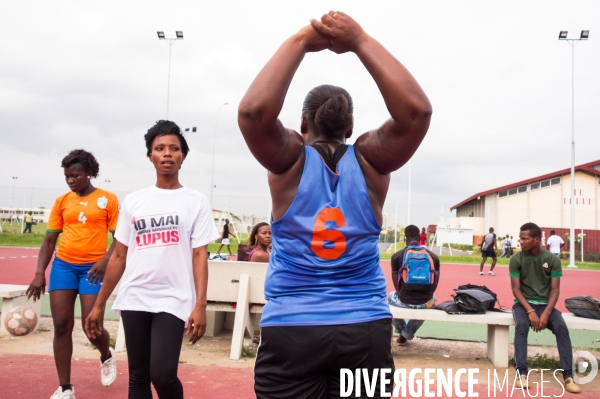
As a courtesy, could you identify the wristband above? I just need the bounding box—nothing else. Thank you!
[527,309,535,314]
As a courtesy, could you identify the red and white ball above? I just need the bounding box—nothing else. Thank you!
[4,306,38,337]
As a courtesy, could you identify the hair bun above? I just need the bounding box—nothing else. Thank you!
[314,94,353,138]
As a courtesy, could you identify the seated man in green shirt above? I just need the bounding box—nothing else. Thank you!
[509,222,580,393]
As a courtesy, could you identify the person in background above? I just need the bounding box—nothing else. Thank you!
[23,211,34,234]
[546,230,565,256]
[248,222,272,263]
[26,149,119,399]
[216,218,236,256]
[479,227,497,276]
[499,234,510,258]
[389,225,439,346]
[419,227,427,246]
[509,222,579,393]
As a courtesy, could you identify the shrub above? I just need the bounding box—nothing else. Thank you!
[560,252,600,263]
[448,243,474,251]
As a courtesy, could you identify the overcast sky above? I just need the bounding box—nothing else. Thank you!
[1,0,599,229]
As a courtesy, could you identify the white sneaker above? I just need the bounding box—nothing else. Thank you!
[100,347,117,386]
[488,271,495,276]
[50,386,76,399]
[479,272,484,275]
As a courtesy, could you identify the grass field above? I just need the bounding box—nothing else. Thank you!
[0,223,250,255]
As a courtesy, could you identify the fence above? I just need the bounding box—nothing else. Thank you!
[541,227,600,254]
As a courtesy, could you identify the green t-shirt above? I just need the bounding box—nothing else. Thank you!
[509,249,562,304]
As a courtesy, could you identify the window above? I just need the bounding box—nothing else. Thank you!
[499,190,508,198]
[551,177,561,185]
[541,180,550,188]
[508,188,518,195]
[531,182,540,190]
[518,185,527,193]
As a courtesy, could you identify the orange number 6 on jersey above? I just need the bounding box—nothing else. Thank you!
[311,207,346,260]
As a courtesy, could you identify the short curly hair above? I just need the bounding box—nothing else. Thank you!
[144,120,190,157]
[61,149,100,178]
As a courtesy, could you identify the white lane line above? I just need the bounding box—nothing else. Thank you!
[0,257,4,259]
[10,256,17,259]
[21,256,28,258]
[33,256,38,258]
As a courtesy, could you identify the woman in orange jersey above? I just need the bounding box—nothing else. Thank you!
[26,149,119,399]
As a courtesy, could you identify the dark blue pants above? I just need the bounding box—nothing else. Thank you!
[513,303,573,379]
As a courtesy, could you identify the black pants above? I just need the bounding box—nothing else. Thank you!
[23,223,32,233]
[121,311,185,399]
[255,318,395,399]
[513,303,573,379]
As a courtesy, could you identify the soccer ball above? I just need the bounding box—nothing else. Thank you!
[4,306,38,337]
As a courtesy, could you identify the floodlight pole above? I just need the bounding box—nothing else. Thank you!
[158,32,183,119]
[11,176,17,224]
[559,31,589,268]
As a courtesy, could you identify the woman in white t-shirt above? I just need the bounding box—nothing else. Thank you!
[85,120,218,399]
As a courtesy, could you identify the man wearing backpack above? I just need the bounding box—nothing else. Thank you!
[389,225,440,346]
[479,227,497,275]
[509,222,580,393]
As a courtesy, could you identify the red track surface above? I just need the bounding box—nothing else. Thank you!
[0,354,256,399]
[2,247,598,312]
[2,247,600,398]
[2,354,598,399]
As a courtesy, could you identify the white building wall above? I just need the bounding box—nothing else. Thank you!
[496,193,528,238]
[560,173,596,230]
[529,184,562,228]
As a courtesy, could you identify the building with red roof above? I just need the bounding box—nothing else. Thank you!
[443,160,600,250]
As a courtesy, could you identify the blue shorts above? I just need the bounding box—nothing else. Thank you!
[48,257,101,295]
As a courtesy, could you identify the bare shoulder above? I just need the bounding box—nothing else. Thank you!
[250,251,270,263]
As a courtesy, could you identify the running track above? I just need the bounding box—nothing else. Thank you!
[2,247,600,398]
[2,247,598,312]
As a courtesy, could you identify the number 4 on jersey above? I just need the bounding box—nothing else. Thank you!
[78,211,87,224]
[311,207,346,260]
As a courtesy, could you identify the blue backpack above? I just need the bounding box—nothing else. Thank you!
[400,246,438,291]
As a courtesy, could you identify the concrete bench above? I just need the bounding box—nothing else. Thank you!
[389,305,600,368]
[114,261,267,361]
[0,284,42,337]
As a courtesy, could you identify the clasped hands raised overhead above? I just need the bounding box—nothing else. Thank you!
[300,11,369,54]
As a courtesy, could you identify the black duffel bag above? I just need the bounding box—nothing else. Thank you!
[455,284,498,310]
[565,296,600,320]
[451,289,496,314]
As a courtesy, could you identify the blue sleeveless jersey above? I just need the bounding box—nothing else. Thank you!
[260,146,391,327]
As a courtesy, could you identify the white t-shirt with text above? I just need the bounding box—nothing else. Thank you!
[112,186,219,323]
[547,235,564,254]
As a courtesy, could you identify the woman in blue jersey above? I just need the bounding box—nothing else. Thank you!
[238,12,431,399]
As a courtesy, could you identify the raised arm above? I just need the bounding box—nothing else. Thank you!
[238,25,330,173]
[311,12,432,174]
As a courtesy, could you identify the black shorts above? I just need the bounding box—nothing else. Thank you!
[254,318,394,399]
[482,248,497,258]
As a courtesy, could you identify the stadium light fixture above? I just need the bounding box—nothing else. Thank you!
[558,30,590,268]
[157,31,184,119]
